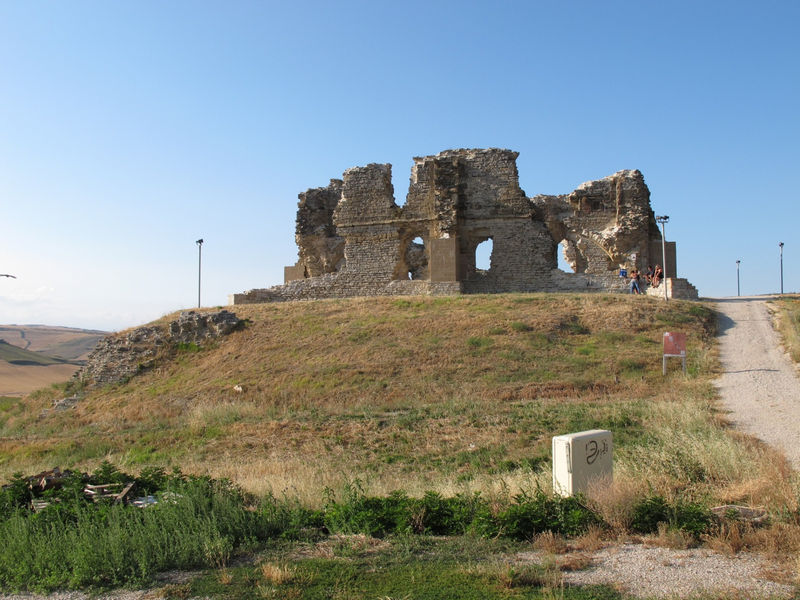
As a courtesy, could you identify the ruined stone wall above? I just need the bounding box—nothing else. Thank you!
[233,149,696,304]
[75,310,242,388]
[295,180,344,278]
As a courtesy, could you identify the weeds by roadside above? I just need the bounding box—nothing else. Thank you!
[772,296,800,363]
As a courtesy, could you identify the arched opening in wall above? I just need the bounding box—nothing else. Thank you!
[405,236,427,280]
[557,241,574,273]
[475,238,493,272]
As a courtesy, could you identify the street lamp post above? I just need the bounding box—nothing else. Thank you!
[736,260,740,297]
[196,239,204,308]
[655,215,669,301]
[779,242,784,295]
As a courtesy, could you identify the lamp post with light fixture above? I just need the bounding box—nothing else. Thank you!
[655,215,669,301]
[779,242,784,295]
[736,260,740,296]
[196,239,204,308]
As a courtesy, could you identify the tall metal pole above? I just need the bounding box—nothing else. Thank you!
[736,260,740,296]
[779,242,784,294]
[656,215,669,301]
[196,239,204,308]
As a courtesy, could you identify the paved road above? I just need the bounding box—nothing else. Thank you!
[712,296,800,468]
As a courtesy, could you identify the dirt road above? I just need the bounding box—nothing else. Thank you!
[713,296,800,468]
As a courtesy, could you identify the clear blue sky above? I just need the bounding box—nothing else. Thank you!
[1,1,797,330]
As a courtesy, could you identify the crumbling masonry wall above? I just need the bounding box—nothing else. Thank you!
[232,149,697,304]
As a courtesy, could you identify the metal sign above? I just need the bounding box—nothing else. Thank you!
[663,331,687,374]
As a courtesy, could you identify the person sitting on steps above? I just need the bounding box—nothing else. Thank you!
[652,264,663,287]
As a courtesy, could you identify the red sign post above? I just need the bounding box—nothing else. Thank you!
[663,331,687,375]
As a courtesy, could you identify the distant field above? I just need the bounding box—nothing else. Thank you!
[0,324,105,361]
[0,361,79,396]
[0,325,105,396]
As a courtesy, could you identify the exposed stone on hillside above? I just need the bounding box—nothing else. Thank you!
[74,310,242,388]
[169,309,242,343]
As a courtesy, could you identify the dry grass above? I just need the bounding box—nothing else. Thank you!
[772,296,800,364]
[648,522,698,549]
[533,531,568,554]
[556,552,593,572]
[570,525,606,552]
[584,476,640,534]
[3,293,795,534]
[259,562,296,585]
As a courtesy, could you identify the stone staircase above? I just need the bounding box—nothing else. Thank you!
[645,277,699,300]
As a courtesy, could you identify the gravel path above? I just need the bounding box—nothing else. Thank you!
[561,543,794,598]
[712,296,800,468]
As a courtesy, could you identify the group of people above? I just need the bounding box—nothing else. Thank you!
[628,264,663,295]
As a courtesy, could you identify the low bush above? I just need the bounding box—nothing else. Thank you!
[0,467,265,592]
[321,482,599,540]
[631,495,713,536]
[495,490,601,539]
[0,466,719,593]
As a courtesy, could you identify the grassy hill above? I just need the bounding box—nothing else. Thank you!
[3,293,800,597]
[2,293,791,515]
[0,326,105,396]
[0,325,105,362]
[0,340,71,366]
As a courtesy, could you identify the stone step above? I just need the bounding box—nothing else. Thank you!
[645,278,698,300]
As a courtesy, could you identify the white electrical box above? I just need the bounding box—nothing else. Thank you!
[552,429,613,497]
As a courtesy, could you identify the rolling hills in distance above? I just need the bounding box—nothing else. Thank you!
[0,324,106,396]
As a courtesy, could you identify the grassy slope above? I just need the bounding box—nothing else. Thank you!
[0,340,69,365]
[1,294,794,513]
[773,295,800,363]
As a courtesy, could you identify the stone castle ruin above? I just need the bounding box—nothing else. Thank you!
[231,148,697,304]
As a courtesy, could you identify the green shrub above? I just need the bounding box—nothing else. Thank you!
[411,491,487,535]
[324,484,412,538]
[631,495,713,536]
[259,493,323,540]
[467,336,492,349]
[0,470,265,592]
[320,485,600,541]
[175,342,200,353]
[495,490,600,539]
[0,473,31,515]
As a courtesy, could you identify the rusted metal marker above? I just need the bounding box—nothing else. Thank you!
[663,331,687,375]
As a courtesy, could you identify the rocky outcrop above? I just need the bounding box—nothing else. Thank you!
[74,310,242,388]
[168,309,242,343]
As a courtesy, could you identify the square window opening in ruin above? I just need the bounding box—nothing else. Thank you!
[475,238,494,273]
[405,236,428,280]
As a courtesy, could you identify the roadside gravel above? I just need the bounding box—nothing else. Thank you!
[560,543,794,598]
[712,296,800,468]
